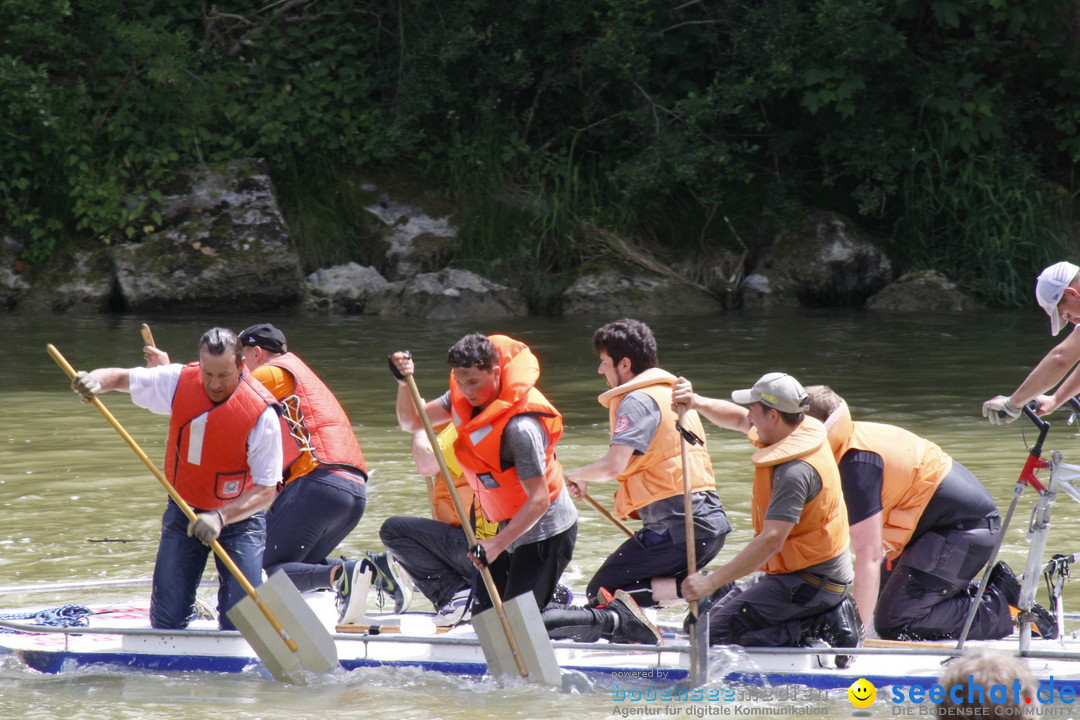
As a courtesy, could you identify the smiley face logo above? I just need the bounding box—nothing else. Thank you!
[848,678,876,708]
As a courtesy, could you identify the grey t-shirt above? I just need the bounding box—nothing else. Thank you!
[612,391,730,546]
[438,392,577,549]
[765,459,853,584]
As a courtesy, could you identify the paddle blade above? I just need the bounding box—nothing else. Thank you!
[227,571,338,683]
[687,606,710,687]
[472,592,561,687]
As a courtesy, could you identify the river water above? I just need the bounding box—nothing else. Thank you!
[1,307,1077,719]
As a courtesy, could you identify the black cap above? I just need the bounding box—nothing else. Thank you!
[238,323,288,354]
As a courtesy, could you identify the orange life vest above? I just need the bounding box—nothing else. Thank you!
[597,368,716,518]
[429,425,499,539]
[263,353,367,484]
[165,364,297,510]
[823,401,951,561]
[750,416,849,574]
[450,335,565,523]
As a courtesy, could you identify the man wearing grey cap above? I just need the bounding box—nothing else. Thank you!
[671,373,860,657]
[982,261,1080,423]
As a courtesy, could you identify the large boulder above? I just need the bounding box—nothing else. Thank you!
[865,270,985,312]
[745,211,893,307]
[376,269,527,318]
[111,158,303,312]
[365,196,459,281]
[305,265,527,318]
[304,262,391,314]
[19,246,117,313]
[562,270,724,316]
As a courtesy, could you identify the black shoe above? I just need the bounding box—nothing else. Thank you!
[802,595,863,668]
[988,561,1021,607]
[608,589,662,645]
[1029,602,1059,640]
[682,582,734,633]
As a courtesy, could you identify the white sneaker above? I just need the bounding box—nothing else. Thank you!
[434,588,472,627]
[366,550,415,614]
[335,558,373,625]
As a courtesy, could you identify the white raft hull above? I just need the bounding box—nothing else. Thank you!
[3,600,1080,691]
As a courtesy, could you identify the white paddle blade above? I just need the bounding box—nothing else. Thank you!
[227,570,339,683]
[472,592,561,687]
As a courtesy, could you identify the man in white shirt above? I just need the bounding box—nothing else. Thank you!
[72,327,292,630]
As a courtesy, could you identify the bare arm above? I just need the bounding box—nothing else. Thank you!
[848,513,883,635]
[217,483,278,525]
[411,428,440,476]
[681,519,794,601]
[391,351,451,431]
[1006,326,1080,410]
[72,367,133,399]
[564,443,636,500]
[672,376,751,433]
[143,346,170,367]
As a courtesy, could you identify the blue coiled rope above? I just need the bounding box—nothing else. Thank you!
[0,604,91,633]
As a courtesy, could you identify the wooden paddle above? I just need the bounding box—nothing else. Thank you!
[582,492,634,538]
[678,403,710,687]
[47,344,338,683]
[140,323,155,349]
[400,370,560,685]
[336,623,451,635]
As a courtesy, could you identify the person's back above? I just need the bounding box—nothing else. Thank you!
[806,385,1017,641]
[258,351,367,481]
[238,323,375,625]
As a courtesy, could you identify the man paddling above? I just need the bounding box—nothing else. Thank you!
[672,373,861,654]
[983,261,1080,422]
[236,323,389,626]
[563,318,730,607]
[804,386,1042,640]
[390,334,577,614]
[391,335,659,645]
[71,327,297,631]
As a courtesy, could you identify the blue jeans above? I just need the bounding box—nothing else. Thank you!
[150,499,266,631]
[263,466,367,592]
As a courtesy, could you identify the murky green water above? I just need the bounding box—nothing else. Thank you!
[1,307,1077,719]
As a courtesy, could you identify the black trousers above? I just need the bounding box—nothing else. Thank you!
[380,515,472,609]
[471,524,577,614]
[874,522,1014,641]
[587,527,726,607]
[706,572,844,647]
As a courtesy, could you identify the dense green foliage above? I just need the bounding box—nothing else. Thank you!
[3,0,1080,305]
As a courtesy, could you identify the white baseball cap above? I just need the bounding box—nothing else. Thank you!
[1036,261,1080,336]
[731,372,809,413]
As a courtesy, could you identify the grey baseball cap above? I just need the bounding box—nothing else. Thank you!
[731,372,809,413]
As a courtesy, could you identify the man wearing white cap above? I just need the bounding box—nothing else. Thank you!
[982,261,1080,423]
[672,373,860,655]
